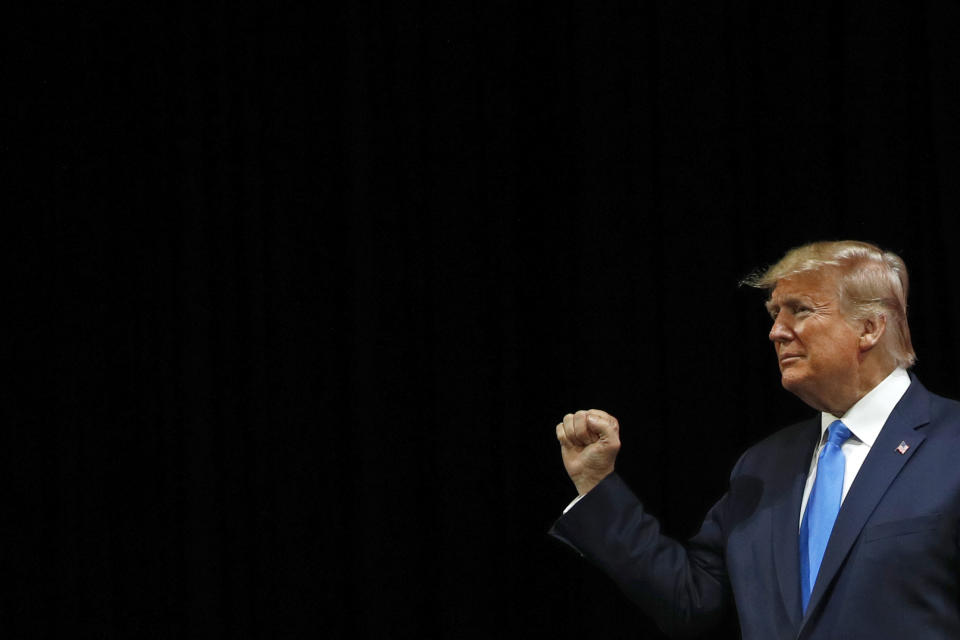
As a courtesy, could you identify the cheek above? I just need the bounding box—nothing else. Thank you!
[824,333,860,367]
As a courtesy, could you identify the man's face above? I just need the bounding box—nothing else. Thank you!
[766,270,863,413]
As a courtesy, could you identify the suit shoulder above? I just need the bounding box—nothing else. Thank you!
[730,415,818,477]
[927,388,960,412]
[925,388,960,428]
[745,415,818,454]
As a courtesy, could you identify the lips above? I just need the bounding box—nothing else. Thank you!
[779,354,803,365]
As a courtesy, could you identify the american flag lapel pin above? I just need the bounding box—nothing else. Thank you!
[896,441,910,455]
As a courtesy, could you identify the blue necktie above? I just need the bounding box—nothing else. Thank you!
[799,419,851,613]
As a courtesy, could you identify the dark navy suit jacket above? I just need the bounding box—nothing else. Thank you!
[550,378,960,639]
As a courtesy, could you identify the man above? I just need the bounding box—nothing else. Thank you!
[551,241,960,639]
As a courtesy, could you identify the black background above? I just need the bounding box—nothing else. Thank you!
[8,2,960,638]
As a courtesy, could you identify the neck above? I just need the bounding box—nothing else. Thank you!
[827,363,897,417]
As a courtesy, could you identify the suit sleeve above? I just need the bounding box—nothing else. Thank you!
[549,472,733,637]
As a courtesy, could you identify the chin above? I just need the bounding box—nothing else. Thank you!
[780,370,806,395]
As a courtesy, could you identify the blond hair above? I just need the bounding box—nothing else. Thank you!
[743,240,915,368]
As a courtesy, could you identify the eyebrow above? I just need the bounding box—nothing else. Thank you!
[766,293,810,309]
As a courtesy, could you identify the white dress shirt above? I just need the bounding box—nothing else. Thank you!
[797,367,911,528]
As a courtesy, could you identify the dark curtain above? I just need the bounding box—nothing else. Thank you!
[9,2,960,638]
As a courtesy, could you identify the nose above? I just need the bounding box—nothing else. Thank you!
[769,312,793,344]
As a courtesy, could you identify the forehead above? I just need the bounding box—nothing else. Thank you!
[768,271,839,305]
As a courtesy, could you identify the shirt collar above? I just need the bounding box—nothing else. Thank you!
[819,367,912,447]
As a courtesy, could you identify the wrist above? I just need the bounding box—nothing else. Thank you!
[573,469,613,496]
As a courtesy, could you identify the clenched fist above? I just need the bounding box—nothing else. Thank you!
[556,409,621,496]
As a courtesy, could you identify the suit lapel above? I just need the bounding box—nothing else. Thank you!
[799,379,931,630]
[771,416,820,631]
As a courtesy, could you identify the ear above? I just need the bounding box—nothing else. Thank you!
[858,314,887,352]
